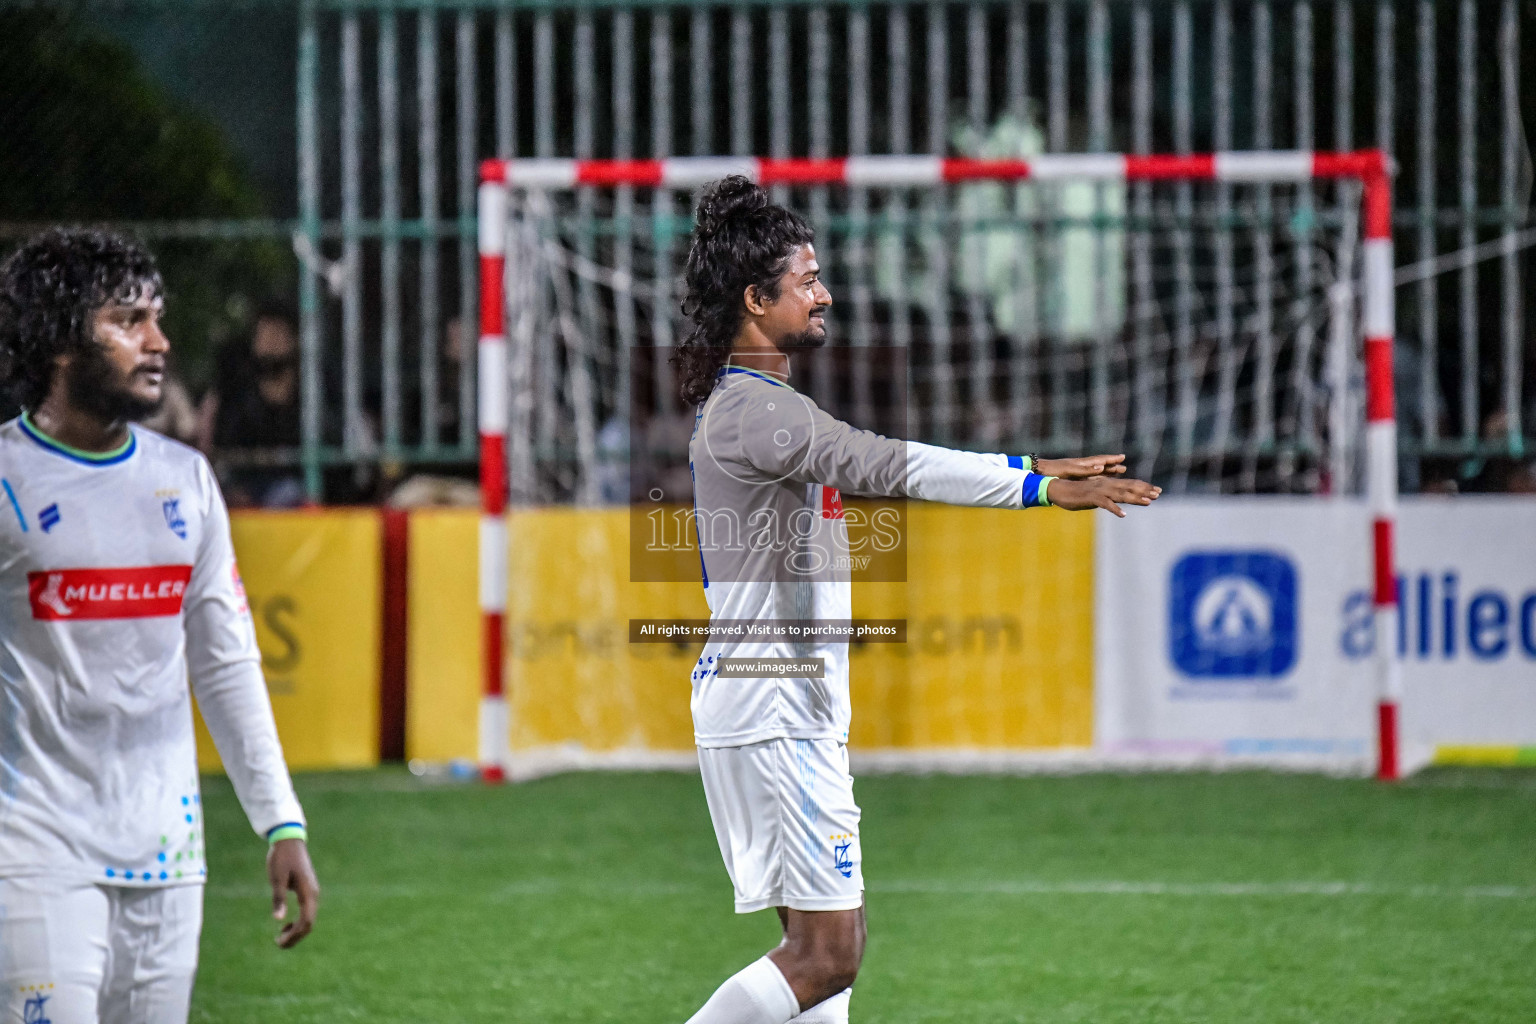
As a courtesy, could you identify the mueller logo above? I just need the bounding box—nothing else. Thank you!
[1169,550,1299,679]
[820,486,844,520]
[27,565,194,621]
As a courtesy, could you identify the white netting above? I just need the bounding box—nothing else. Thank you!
[498,179,1365,503]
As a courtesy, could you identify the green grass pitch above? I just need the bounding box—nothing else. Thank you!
[193,768,1536,1022]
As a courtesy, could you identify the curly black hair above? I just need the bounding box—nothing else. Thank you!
[0,228,163,412]
[673,176,814,406]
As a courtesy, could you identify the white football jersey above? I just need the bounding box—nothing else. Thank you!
[687,367,1051,748]
[0,414,304,886]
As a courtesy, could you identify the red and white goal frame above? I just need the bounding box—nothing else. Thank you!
[476,150,1401,782]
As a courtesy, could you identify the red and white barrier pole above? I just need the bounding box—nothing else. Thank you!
[478,149,1389,190]
[477,173,509,783]
[1362,169,1400,781]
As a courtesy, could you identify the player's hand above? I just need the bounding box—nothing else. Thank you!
[267,837,320,949]
[1036,453,1128,479]
[1046,477,1161,518]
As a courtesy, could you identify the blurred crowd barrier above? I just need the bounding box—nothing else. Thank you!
[1098,496,1536,773]
[197,499,1535,774]
[194,509,381,771]
[406,505,1095,765]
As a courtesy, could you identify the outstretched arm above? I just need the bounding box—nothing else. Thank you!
[733,388,1158,511]
[184,458,317,948]
[1037,453,1128,479]
[1045,476,1161,517]
[955,451,1134,481]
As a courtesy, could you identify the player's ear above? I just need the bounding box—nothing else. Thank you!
[742,283,767,317]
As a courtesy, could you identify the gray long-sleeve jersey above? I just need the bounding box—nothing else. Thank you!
[687,366,1050,747]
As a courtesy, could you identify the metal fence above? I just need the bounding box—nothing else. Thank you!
[4,1,1530,499]
[293,0,1532,501]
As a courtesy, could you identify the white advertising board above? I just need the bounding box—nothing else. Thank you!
[1095,497,1536,772]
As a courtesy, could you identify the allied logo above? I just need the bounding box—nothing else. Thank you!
[38,504,60,533]
[1169,551,1298,678]
[163,498,187,539]
[26,565,194,621]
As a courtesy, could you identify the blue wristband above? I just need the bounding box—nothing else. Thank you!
[266,823,307,845]
[1039,476,1056,506]
[1007,454,1035,473]
[1021,472,1056,508]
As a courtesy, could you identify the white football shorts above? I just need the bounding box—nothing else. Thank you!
[697,737,864,914]
[0,876,202,1024]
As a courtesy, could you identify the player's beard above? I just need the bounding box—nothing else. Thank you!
[779,318,828,351]
[66,341,163,423]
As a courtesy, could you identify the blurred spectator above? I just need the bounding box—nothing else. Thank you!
[388,316,478,507]
[432,315,468,447]
[594,414,629,506]
[138,360,198,446]
[628,408,695,506]
[1459,409,1529,494]
[1419,475,1460,496]
[1507,461,1536,495]
[396,314,470,446]
[387,473,478,507]
[207,301,305,507]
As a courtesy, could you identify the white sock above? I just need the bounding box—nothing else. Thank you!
[789,987,851,1023]
[685,956,802,1024]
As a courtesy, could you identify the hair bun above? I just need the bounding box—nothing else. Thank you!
[694,175,768,237]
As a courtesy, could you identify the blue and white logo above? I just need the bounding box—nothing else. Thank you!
[1170,551,1298,678]
[38,503,60,533]
[833,840,854,879]
[23,993,51,1024]
[163,499,187,540]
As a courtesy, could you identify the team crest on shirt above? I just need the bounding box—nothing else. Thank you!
[18,984,53,1024]
[162,498,187,539]
[37,503,60,533]
[831,833,855,878]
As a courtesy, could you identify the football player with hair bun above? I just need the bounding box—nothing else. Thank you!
[674,178,1160,1024]
[0,228,318,1024]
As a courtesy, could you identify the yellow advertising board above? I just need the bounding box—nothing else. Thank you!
[195,510,381,771]
[405,508,705,761]
[406,504,1094,759]
[847,504,1095,749]
[404,508,482,762]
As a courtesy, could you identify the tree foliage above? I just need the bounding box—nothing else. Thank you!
[0,8,292,386]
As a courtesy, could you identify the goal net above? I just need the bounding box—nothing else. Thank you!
[474,153,1400,778]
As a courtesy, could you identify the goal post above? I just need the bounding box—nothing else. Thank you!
[476,150,1400,781]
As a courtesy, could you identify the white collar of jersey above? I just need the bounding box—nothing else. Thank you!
[18,411,137,467]
[717,365,794,390]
